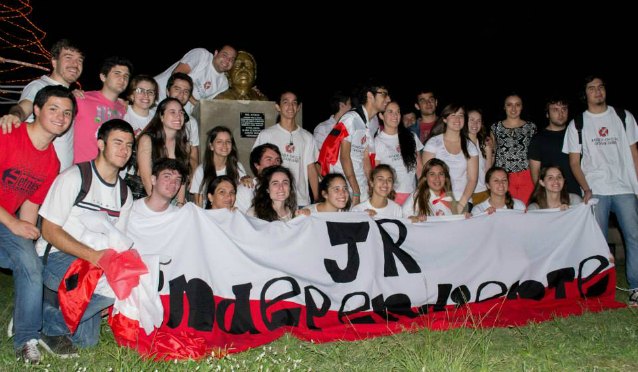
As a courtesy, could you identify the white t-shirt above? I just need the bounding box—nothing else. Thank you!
[129,198,177,219]
[155,48,228,102]
[20,75,74,171]
[123,106,155,136]
[234,178,257,213]
[562,106,638,195]
[374,131,424,194]
[424,134,479,201]
[304,203,349,214]
[352,199,402,218]
[189,162,246,206]
[36,162,133,256]
[304,203,321,214]
[186,115,200,147]
[527,193,583,211]
[330,109,373,202]
[474,140,488,193]
[253,124,317,206]
[314,116,336,151]
[471,198,526,215]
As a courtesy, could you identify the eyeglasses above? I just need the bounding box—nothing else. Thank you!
[374,91,389,98]
[135,87,156,96]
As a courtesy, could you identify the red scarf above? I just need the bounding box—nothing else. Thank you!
[431,190,452,210]
[318,122,349,176]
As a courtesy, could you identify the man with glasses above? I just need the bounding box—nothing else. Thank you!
[0,39,84,171]
[563,74,638,306]
[319,81,390,205]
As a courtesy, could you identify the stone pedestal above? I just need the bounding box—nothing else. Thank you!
[197,100,302,176]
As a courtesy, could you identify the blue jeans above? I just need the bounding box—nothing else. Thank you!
[0,222,43,349]
[593,194,638,289]
[42,251,113,347]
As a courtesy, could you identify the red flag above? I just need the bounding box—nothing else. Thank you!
[58,249,148,333]
[318,122,349,176]
[98,249,148,301]
[58,259,102,334]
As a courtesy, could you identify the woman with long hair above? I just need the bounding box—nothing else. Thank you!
[472,166,526,215]
[403,158,459,222]
[527,166,582,210]
[248,165,300,222]
[422,103,478,213]
[374,101,423,205]
[191,126,246,207]
[137,97,190,205]
[490,93,537,204]
[352,164,402,217]
[467,108,493,206]
[302,173,350,214]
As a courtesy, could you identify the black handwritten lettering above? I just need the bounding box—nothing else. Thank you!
[324,222,369,283]
[376,219,421,277]
[260,277,301,331]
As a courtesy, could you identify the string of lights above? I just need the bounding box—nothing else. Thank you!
[0,0,51,87]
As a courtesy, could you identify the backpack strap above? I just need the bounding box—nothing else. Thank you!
[612,106,627,130]
[575,113,584,145]
[118,175,128,206]
[44,162,93,265]
[74,162,93,206]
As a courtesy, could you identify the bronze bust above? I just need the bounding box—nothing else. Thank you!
[216,51,267,101]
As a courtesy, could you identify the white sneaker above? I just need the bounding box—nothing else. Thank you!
[16,339,41,364]
[7,317,14,338]
[628,289,638,307]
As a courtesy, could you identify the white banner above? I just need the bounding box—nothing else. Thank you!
[119,203,619,358]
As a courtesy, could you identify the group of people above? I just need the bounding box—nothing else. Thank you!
[0,37,637,366]
[0,39,242,363]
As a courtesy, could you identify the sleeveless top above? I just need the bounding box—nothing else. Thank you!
[492,121,537,173]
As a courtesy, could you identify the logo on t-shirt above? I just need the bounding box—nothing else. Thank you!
[396,145,401,152]
[2,167,44,196]
[361,136,367,145]
[285,143,295,153]
[204,81,211,90]
[599,127,608,137]
[94,106,123,124]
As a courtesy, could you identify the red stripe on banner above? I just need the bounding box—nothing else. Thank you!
[111,267,624,360]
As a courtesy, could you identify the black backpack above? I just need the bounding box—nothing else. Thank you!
[574,106,627,145]
[75,161,128,206]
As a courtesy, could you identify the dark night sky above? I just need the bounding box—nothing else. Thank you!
[5,2,638,129]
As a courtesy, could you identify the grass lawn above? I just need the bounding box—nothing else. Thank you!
[1,265,637,371]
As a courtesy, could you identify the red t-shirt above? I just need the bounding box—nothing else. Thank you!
[419,121,436,144]
[0,124,60,215]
